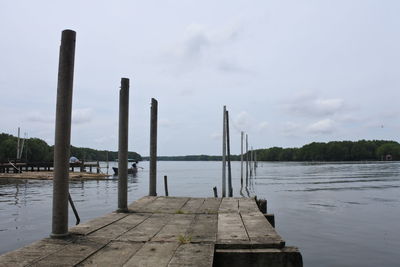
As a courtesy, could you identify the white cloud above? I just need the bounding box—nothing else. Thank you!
[282,121,302,136]
[232,111,256,132]
[72,108,93,124]
[285,92,344,117]
[258,121,269,131]
[26,111,54,124]
[307,119,335,134]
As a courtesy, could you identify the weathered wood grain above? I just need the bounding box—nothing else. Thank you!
[186,214,218,243]
[151,214,195,242]
[77,241,144,266]
[217,213,249,247]
[218,198,238,213]
[69,212,128,236]
[89,213,151,240]
[128,196,158,212]
[238,197,260,213]
[142,197,189,213]
[168,243,214,267]
[240,212,285,248]
[180,198,205,214]
[31,237,108,267]
[197,198,222,214]
[123,242,180,267]
[0,238,69,267]
[117,214,172,242]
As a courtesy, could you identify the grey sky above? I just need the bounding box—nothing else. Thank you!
[1,0,400,156]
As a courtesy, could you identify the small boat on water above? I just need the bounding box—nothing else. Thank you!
[112,167,138,175]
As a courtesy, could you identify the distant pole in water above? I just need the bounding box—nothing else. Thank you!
[118,78,129,212]
[226,109,233,197]
[149,98,158,196]
[17,127,20,159]
[245,134,249,188]
[222,106,227,197]
[164,175,169,196]
[213,186,218,198]
[106,151,109,175]
[254,151,257,175]
[240,131,244,187]
[52,29,76,238]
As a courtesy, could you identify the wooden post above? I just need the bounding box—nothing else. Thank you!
[213,186,218,197]
[118,78,129,212]
[51,29,76,238]
[164,175,169,196]
[222,106,227,197]
[245,134,248,188]
[240,131,244,187]
[17,127,20,159]
[149,98,158,196]
[225,110,232,197]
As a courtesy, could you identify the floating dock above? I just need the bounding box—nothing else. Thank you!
[0,196,302,266]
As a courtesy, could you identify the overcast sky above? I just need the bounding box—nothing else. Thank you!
[1,1,400,156]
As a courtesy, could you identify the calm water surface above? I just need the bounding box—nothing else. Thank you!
[0,161,399,266]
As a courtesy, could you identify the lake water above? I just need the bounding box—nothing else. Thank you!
[0,161,399,266]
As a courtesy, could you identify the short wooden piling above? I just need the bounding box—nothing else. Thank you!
[149,98,158,196]
[118,78,129,212]
[164,175,169,196]
[51,29,76,238]
[213,186,218,197]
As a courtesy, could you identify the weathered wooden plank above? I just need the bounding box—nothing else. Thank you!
[69,212,128,235]
[31,237,108,267]
[238,198,260,213]
[77,241,144,266]
[168,243,214,267]
[0,238,69,267]
[186,214,217,243]
[152,214,195,242]
[240,212,285,248]
[117,214,172,242]
[218,198,238,213]
[180,198,205,214]
[128,196,158,212]
[217,213,249,247]
[197,198,222,214]
[89,213,151,240]
[123,242,180,267]
[142,197,189,213]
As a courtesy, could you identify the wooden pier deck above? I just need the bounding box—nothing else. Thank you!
[0,196,302,267]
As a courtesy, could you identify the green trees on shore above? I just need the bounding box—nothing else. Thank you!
[255,140,400,161]
[0,133,141,162]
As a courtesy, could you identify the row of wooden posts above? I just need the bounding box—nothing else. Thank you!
[51,30,160,237]
[220,106,258,197]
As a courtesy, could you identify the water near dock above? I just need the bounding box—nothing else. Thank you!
[1,161,400,266]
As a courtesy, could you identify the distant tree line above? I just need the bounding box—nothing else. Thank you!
[0,133,141,162]
[254,140,400,161]
[144,140,400,162]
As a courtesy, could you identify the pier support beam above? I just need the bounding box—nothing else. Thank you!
[149,98,158,196]
[118,78,130,212]
[222,106,227,197]
[51,29,76,238]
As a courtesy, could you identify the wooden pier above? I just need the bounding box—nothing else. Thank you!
[0,161,101,174]
[0,196,302,267]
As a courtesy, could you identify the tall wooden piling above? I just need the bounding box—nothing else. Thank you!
[149,98,158,196]
[241,131,244,187]
[17,127,20,159]
[117,77,130,212]
[222,106,227,197]
[225,110,232,197]
[245,134,248,188]
[51,29,76,238]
